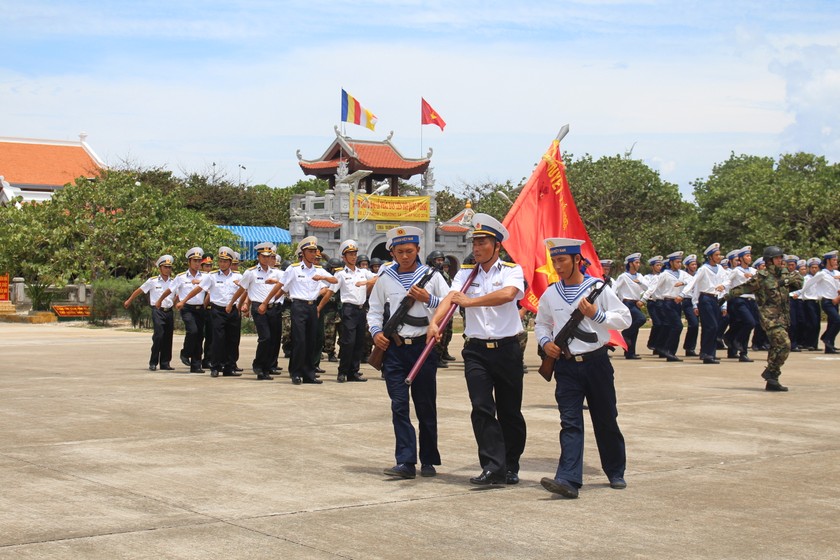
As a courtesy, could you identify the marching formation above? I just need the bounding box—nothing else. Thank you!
[123,226,840,499]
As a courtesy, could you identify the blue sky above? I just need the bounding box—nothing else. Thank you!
[3,0,839,198]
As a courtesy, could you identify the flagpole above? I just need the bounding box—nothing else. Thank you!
[420,97,424,157]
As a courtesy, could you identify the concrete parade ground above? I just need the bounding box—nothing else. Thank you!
[0,322,838,559]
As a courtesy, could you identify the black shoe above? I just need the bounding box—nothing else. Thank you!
[327,354,338,362]
[609,477,627,489]
[702,358,720,364]
[314,367,325,374]
[384,463,416,479]
[210,369,219,378]
[202,361,211,369]
[437,360,449,368]
[790,347,801,352]
[233,364,243,372]
[148,364,157,371]
[727,351,738,359]
[443,353,457,361]
[624,354,642,360]
[180,354,190,367]
[160,363,174,370]
[337,374,347,383]
[190,368,205,374]
[739,355,754,363]
[347,373,368,382]
[540,477,579,498]
[469,469,505,485]
[302,377,323,384]
[257,373,273,380]
[505,471,520,485]
[685,350,698,357]
[765,381,789,392]
[420,464,437,477]
[825,346,839,354]
[222,371,242,377]
[292,377,302,385]
[666,354,683,362]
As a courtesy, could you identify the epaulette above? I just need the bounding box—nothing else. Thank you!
[150,275,160,280]
[211,269,220,274]
[247,265,258,271]
[501,261,517,267]
[291,261,301,266]
[176,271,188,277]
[460,264,476,269]
[315,265,324,269]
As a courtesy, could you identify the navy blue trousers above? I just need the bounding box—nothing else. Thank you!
[621,301,646,357]
[821,299,840,346]
[659,300,683,355]
[698,295,722,358]
[553,352,625,487]
[682,299,699,352]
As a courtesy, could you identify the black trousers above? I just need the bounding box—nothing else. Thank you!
[179,305,206,368]
[462,338,526,475]
[211,305,240,373]
[621,301,646,357]
[150,307,174,367]
[659,299,683,356]
[698,295,721,358]
[203,306,213,366]
[290,300,318,381]
[802,300,821,349]
[682,299,699,352]
[646,300,663,351]
[338,305,367,375]
[251,302,280,374]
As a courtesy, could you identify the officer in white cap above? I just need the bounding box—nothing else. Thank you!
[265,236,337,384]
[689,243,730,363]
[369,226,449,479]
[178,247,242,377]
[157,247,207,373]
[534,237,631,499]
[429,213,527,486]
[227,242,282,379]
[642,251,690,361]
[325,239,375,382]
[612,253,648,359]
[124,254,176,371]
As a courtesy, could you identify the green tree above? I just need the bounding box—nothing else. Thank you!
[564,153,699,262]
[692,152,840,256]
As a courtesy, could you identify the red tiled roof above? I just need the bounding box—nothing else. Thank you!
[298,134,429,179]
[307,219,343,229]
[347,142,426,171]
[0,138,103,188]
[438,224,470,233]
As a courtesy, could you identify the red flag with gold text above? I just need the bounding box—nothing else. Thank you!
[502,135,627,349]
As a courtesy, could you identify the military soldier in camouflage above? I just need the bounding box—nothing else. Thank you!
[727,246,803,392]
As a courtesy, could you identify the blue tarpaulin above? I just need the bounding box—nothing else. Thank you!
[217,225,292,260]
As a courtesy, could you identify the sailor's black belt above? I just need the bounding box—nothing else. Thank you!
[157,307,173,312]
[182,304,204,310]
[700,293,718,299]
[467,335,518,349]
[397,335,427,345]
[343,303,365,309]
[292,298,317,305]
[210,303,230,310]
[564,346,608,362]
[252,301,276,308]
[622,299,639,303]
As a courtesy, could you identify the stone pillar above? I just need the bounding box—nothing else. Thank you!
[12,277,25,304]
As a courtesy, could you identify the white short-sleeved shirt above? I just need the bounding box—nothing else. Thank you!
[612,271,648,301]
[330,265,374,305]
[171,270,205,305]
[691,262,730,307]
[238,265,281,303]
[368,263,449,339]
[198,269,242,306]
[450,258,525,339]
[281,262,334,301]
[140,275,174,308]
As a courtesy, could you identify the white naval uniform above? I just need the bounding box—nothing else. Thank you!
[450,258,525,340]
[171,270,205,305]
[140,275,174,308]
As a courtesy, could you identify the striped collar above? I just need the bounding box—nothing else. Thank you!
[553,275,600,305]
[382,263,431,286]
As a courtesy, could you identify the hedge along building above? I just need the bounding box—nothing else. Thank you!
[292,127,472,267]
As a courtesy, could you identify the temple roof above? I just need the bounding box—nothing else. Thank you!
[437,201,474,234]
[0,134,105,191]
[298,128,430,180]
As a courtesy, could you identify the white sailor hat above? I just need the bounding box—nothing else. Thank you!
[704,243,720,257]
[156,254,174,267]
[386,226,423,250]
[231,251,240,264]
[544,238,584,256]
[738,246,752,257]
[600,259,614,267]
[807,257,820,266]
[754,257,764,267]
[666,251,684,261]
[785,254,799,262]
[721,258,730,268]
[648,255,663,265]
[339,239,359,255]
[624,252,641,264]
[726,249,739,261]
[185,247,204,260]
[218,246,235,260]
[471,213,509,243]
[797,259,806,267]
[822,250,838,260]
[684,254,697,265]
[297,236,318,253]
[254,242,277,256]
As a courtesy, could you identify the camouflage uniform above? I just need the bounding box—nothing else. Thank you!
[280,300,292,357]
[434,269,454,361]
[728,263,803,387]
[320,290,341,360]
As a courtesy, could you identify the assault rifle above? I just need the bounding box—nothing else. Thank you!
[368,267,437,371]
[538,281,607,381]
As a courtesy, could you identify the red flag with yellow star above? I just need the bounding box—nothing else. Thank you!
[421,98,446,131]
[501,131,627,350]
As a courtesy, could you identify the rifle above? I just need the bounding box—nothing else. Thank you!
[405,265,481,385]
[538,281,607,381]
[368,267,437,371]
